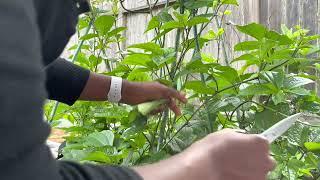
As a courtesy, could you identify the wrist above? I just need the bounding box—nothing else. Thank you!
[120,80,139,104]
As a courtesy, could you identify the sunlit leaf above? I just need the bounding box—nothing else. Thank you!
[84,130,114,147]
[95,15,115,35]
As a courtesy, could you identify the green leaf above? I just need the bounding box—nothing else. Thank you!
[108,27,127,37]
[187,16,210,27]
[272,90,285,105]
[184,0,212,9]
[221,0,239,5]
[146,16,160,32]
[265,31,293,45]
[232,54,259,64]
[304,142,320,152]
[186,59,215,73]
[240,84,274,96]
[234,41,260,51]
[84,130,114,147]
[127,69,151,82]
[185,81,215,94]
[80,33,99,41]
[213,65,239,84]
[161,21,184,29]
[128,42,164,55]
[253,103,290,130]
[172,11,189,24]
[285,88,310,96]
[266,49,294,62]
[260,71,284,89]
[208,97,241,113]
[152,48,175,66]
[83,151,111,163]
[284,76,314,89]
[95,15,115,35]
[157,8,174,23]
[122,54,155,68]
[202,30,217,40]
[236,23,268,40]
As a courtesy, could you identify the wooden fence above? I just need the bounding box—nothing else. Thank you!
[63,0,320,66]
[113,0,319,62]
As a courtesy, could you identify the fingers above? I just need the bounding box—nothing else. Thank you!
[168,98,182,116]
[266,156,276,171]
[167,87,188,103]
[155,82,186,103]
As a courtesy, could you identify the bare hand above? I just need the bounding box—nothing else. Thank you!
[135,129,275,180]
[121,81,187,115]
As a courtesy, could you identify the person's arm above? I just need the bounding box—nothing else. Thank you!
[0,1,142,179]
[79,73,187,115]
[46,58,187,114]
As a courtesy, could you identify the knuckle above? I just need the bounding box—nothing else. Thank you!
[253,135,269,145]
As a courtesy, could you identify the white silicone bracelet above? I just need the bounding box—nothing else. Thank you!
[107,76,123,103]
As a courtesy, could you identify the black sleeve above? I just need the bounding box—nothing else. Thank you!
[45,58,90,105]
[0,1,142,180]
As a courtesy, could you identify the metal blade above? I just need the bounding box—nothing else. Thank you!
[260,113,303,143]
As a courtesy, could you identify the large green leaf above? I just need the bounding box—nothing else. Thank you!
[84,130,114,147]
[83,151,111,163]
[161,21,184,29]
[95,15,115,35]
[186,59,216,73]
[304,142,320,152]
[127,69,151,82]
[240,84,274,96]
[152,48,175,66]
[260,71,284,89]
[234,41,260,51]
[208,97,242,113]
[232,54,260,64]
[184,0,212,9]
[284,76,314,89]
[157,8,174,23]
[272,90,285,105]
[213,65,239,84]
[266,49,294,62]
[128,42,164,55]
[265,31,293,45]
[253,103,290,130]
[187,16,210,27]
[236,23,268,40]
[108,27,127,37]
[146,16,160,32]
[80,33,99,41]
[172,11,189,24]
[185,81,215,94]
[122,54,156,68]
[221,0,239,5]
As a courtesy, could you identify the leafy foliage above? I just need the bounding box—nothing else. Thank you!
[45,0,320,179]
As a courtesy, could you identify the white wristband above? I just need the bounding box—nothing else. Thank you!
[107,76,123,103]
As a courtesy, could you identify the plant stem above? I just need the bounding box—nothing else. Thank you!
[157,110,169,151]
[192,9,214,132]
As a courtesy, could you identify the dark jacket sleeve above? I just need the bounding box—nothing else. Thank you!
[0,1,142,180]
[45,58,90,105]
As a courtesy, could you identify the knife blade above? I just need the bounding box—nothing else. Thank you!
[260,113,304,143]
